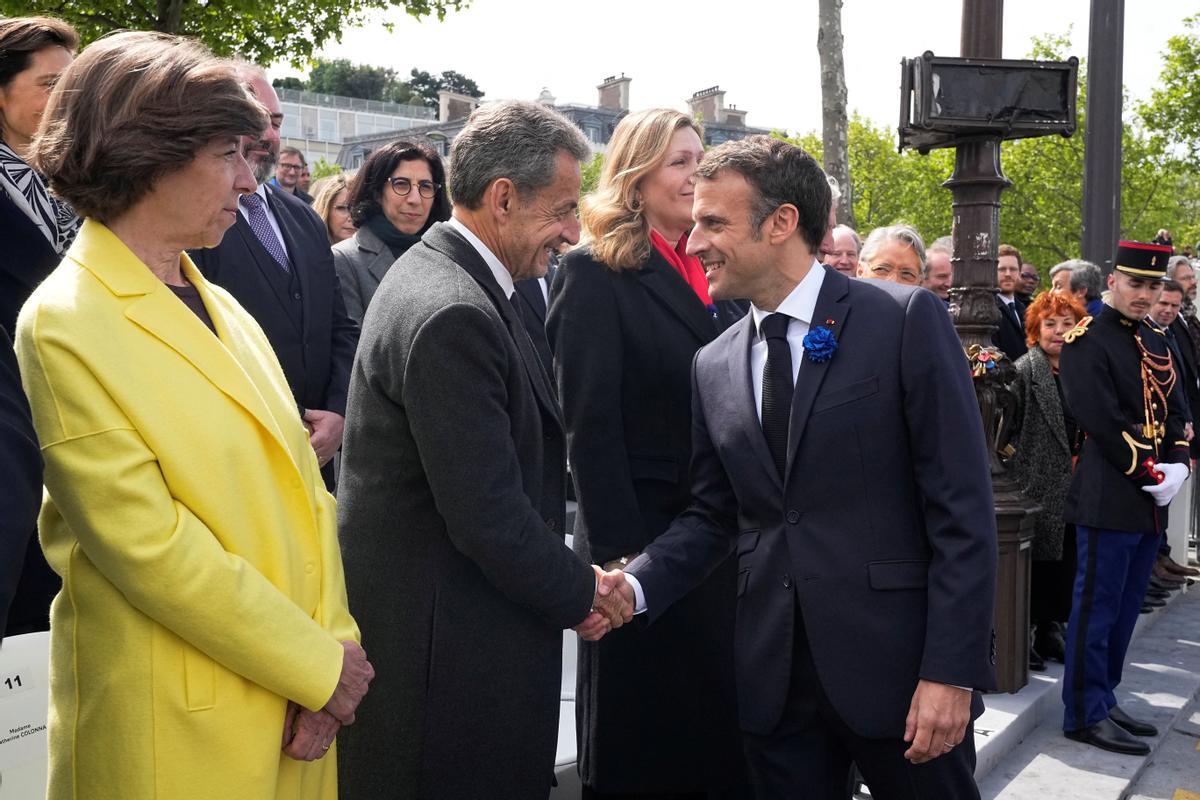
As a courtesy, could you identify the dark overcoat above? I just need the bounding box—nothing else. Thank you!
[0,325,47,637]
[547,245,746,793]
[336,223,595,800]
[332,224,399,325]
[1009,346,1074,560]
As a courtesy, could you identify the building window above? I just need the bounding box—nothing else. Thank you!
[585,124,601,143]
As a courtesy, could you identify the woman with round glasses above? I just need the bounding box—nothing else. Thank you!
[333,140,450,323]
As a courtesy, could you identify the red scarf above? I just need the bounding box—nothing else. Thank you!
[650,229,713,307]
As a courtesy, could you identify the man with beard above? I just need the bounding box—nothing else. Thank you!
[1058,241,1191,755]
[190,66,357,489]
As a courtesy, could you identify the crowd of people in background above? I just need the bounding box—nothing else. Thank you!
[1,14,1197,800]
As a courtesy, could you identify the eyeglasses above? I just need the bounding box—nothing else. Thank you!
[332,204,350,213]
[389,177,440,199]
[277,163,304,172]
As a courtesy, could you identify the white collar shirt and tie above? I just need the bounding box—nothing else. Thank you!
[447,216,515,301]
[239,183,291,271]
[624,261,826,613]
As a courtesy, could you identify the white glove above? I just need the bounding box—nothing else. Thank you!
[1141,462,1190,507]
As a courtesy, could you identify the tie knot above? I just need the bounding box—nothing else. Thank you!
[761,313,791,341]
[240,192,263,209]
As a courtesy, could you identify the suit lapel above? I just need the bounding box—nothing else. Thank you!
[355,226,397,286]
[72,227,293,459]
[637,249,718,345]
[266,187,310,328]
[726,317,782,490]
[1028,349,1070,455]
[231,212,300,334]
[424,224,562,427]
[785,268,850,483]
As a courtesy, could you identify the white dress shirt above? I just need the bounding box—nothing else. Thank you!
[625,262,826,614]
[238,183,291,261]
[447,216,516,300]
[749,261,827,420]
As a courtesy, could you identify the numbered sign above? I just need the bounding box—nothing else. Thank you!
[0,631,50,799]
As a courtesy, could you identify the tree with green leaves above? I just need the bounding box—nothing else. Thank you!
[407,69,483,106]
[1139,15,1200,161]
[306,59,398,102]
[776,30,1200,274]
[1,0,469,66]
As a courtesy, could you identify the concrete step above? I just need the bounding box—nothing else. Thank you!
[975,587,1200,799]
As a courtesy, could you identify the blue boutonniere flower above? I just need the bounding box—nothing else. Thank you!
[803,325,838,363]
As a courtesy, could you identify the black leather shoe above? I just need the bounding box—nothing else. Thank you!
[1065,718,1151,755]
[1145,587,1170,600]
[1035,624,1067,663]
[1109,705,1158,737]
[1143,596,1166,608]
[1140,604,1155,614]
[1029,645,1046,672]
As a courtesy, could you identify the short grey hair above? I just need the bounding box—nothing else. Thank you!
[860,224,926,270]
[923,235,953,279]
[1051,259,1103,300]
[1167,255,1194,278]
[449,100,590,210]
[832,224,860,252]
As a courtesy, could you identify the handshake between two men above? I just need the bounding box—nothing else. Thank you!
[573,565,638,641]
[282,640,377,761]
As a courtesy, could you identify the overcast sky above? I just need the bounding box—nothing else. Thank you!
[275,0,1193,135]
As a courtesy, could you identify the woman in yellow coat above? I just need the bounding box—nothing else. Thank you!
[15,32,372,799]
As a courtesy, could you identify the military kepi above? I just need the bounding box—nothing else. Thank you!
[1114,240,1172,279]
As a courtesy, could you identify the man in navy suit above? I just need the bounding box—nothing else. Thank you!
[601,137,998,799]
[191,68,357,488]
[993,243,1028,360]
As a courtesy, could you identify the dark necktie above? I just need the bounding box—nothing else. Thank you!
[239,193,291,272]
[760,313,793,479]
[1005,300,1021,328]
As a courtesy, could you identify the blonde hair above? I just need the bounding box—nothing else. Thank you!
[310,172,350,243]
[581,108,703,271]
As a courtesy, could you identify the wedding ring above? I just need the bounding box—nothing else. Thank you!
[322,743,330,751]
[943,740,955,749]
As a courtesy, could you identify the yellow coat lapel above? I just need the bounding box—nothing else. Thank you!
[67,220,293,461]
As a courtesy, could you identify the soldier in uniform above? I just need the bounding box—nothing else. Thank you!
[1058,240,1191,755]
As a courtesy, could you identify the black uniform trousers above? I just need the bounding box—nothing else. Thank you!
[741,599,979,800]
[1062,526,1160,731]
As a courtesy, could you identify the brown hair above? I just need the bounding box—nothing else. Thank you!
[998,243,1022,265]
[346,139,449,230]
[694,135,831,255]
[580,108,703,271]
[310,172,351,243]
[1024,290,1086,348]
[0,16,78,88]
[29,31,267,223]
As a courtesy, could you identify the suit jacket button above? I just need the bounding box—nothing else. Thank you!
[786,510,800,524]
[782,574,792,589]
[292,292,301,300]
[546,517,558,532]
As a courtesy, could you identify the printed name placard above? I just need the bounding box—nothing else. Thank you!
[0,632,50,799]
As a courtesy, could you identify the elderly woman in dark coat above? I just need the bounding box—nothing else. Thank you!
[331,140,449,323]
[1009,291,1086,670]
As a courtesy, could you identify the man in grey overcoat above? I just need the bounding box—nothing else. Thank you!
[335,101,627,798]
